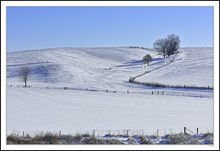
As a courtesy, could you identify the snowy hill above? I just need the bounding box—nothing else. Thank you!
[137,47,214,88]
[6,47,214,137]
[6,47,164,91]
[7,47,213,91]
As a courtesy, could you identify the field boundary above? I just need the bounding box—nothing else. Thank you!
[7,84,213,99]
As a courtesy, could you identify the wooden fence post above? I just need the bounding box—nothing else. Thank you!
[91,130,95,144]
[157,129,159,137]
[93,130,95,138]
[59,130,61,137]
[152,91,153,95]
[184,127,186,134]
[23,131,24,139]
[197,128,198,135]
[127,130,129,137]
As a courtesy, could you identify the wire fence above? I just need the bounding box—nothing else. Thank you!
[17,126,210,139]
[75,129,158,137]
[7,84,213,99]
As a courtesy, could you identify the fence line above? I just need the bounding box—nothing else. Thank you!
[17,127,209,139]
[131,80,213,90]
[7,84,213,99]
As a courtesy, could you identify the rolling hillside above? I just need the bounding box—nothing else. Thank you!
[6,47,214,137]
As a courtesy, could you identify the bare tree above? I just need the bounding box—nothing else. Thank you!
[153,38,168,58]
[166,34,181,56]
[143,54,153,67]
[18,66,31,87]
[153,34,180,58]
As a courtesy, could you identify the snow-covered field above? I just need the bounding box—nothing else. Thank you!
[7,86,213,136]
[137,47,214,88]
[6,47,214,142]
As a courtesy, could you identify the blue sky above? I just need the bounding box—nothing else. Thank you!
[7,6,213,52]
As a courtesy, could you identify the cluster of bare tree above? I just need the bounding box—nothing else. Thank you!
[153,34,180,58]
[142,54,153,67]
[18,66,31,87]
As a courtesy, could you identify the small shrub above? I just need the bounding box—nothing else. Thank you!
[104,138,123,144]
[41,132,59,144]
[202,132,213,138]
[127,137,138,144]
[7,134,32,144]
[7,134,19,144]
[32,134,43,144]
[75,133,83,140]
[139,136,153,144]
[167,133,199,144]
[82,137,101,144]
[167,134,185,144]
